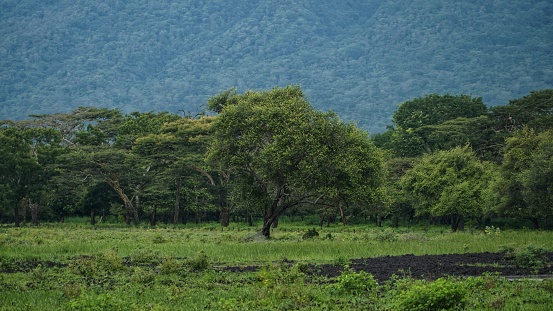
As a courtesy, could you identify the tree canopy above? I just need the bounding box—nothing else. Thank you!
[207,86,384,237]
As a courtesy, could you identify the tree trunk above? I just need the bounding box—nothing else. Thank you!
[29,199,39,226]
[173,179,181,225]
[182,209,188,225]
[339,205,347,225]
[90,209,96,226]
[271,216,279,228]
[247,214,253,227]
[150,205,157,227]
[221,203,229,227]
[14,206,20,227]
[451,215,464,232]
[319,212,325,228]
[21,200,27,225]
[105,179,134,226]
[262,206,285,238]
[133,194,140,226]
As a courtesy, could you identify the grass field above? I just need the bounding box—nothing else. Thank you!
[1,221,552,310]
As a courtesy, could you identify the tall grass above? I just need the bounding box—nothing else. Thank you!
[1,224,551,264]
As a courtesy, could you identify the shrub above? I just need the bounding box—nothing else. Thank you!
[396,277,467,311]
[129,249,159,266]
[158,257,182,274]
[302,228,319,239]
[509,245,549,269]
[376,228,398,242]
[97,249,124,272]
[130,267,155,285]
[185,251,210,271]
[331,266,378,295]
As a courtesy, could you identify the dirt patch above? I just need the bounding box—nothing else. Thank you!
[3,252,552,281]
[220,252,553,281]
[315,252,553,281]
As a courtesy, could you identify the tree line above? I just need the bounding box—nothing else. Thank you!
[1,86,552,237]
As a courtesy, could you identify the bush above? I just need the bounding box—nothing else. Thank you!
[502,244,549,269]
[158,257,182,274]
[331,266,378,295]
[509,245,549,269]
[129,249,159,266]
[185,251,210,271]
[396,277,467,311]
[376,228,398,242]
[302,228,319,239]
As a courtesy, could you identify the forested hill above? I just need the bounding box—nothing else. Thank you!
[1,1,552,133]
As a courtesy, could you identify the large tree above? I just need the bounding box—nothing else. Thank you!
[207,86,383,238]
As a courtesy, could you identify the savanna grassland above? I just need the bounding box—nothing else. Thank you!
[1,221,553,310]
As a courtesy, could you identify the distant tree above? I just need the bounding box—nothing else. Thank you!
[207,86,383,238]
[490,89,553,133]
[0,128,40,226]
[495,128,553,228]
[401,146,492,231]
[378,94,488,157]
[132,116,215,225]
[424,116,502,161]
[0,126,64,226]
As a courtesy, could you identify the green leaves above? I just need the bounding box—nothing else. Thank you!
[207,86,384,236]
[497,128,553,227]
[401,146,493,230]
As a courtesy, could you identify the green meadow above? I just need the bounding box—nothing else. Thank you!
[1,222,552,310]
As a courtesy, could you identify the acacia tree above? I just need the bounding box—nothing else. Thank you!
[375,94,488,157]
[490,89,553,133]
[207,86,383,238]
[0,128,41,226]
[401,146,493,231]
[132,116,216,225]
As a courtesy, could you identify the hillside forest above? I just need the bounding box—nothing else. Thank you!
[1,0,552,134]
[1,86,552,237]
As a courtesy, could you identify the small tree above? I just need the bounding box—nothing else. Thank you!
[401,146,492,231]
[495,128,553,228]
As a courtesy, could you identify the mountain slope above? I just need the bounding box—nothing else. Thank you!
[1,0,552,133]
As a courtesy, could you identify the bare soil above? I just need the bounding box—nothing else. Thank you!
[221,252,553,281]
[3,252,552,282]
[314,252,553,281]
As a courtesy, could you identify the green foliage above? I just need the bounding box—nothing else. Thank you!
[158,257,182,275]
[185,251,210,271]
[484,226,501,236]
[401,146,493,231]
[375,228,398,242]
[1,226,553,310]
[129,249,159,266]
[497,128,553,227]
[383,94,488,157]
[331,266,379,295]
[504,245,549,269]
[207,86,383,237]
[491,89,553,132]
[396,277,468,311]
[67,292,133,311]
[302,228,319,239]
[2,2,551,134]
